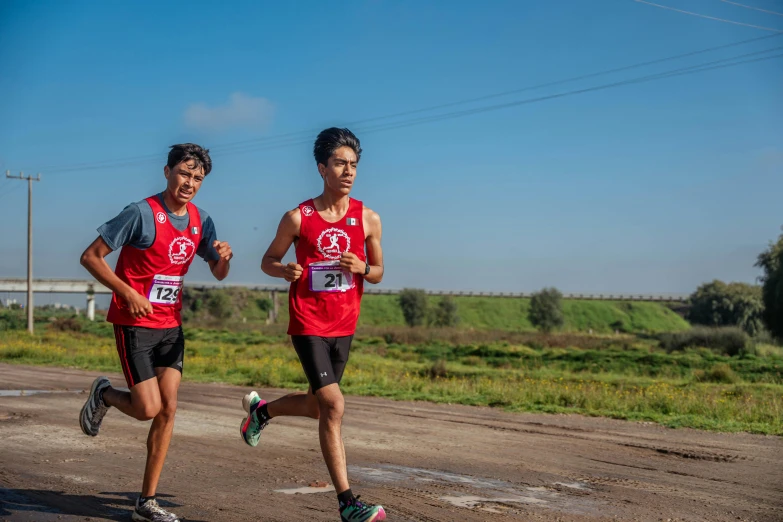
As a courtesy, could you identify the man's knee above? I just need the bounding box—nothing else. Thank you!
[134,401,161,421]
[318,391,344,422]
[159,398,177,419]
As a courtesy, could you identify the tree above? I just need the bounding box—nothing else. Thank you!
[528,287,564,333]
[756,231,783,340]
[687,280,764,337]
[430,296,460,327]
[398,288,428,327]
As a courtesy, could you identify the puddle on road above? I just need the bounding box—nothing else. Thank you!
[0,389,84,397]
[440,494,547,508]
[555,481,590,490]
[274,485,336,495]
[348,464,600,516]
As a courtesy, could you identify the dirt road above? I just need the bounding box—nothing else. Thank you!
[0,364,780,521]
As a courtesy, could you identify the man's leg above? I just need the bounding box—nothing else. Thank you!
[266,388,320,419]
[320,337,386,521]
[315,383,349,494]
[103,325,165,420]
[241,336,331,446]
[141,367,180,497]
[102,380,161,420]
[80,326,162,436]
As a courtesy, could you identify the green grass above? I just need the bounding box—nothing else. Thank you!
[175,288,689,333]
[1,327,780,435]
[355,295,689,333]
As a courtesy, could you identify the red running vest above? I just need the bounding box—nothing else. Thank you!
[288,198,366,337]
[106,196,202,328]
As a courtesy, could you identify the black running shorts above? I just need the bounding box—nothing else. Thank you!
[291,335,353,393]
[113,325,185,388]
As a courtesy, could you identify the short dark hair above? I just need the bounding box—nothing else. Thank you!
[167,143,212,175]
[313,128,362,166]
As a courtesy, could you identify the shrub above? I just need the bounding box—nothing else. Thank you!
[528,287,564,333]
[430,296,460,327]
[398,289,429,327]
[658,327,750,356]
[693,363,739,384]
[428,359,448,379]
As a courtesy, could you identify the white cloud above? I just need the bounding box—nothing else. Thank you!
[184,92,274,132]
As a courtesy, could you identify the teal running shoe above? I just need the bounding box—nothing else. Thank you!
[240,391,268,447]
[340,497,386,522]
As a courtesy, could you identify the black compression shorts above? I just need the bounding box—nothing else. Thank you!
[291,335,353,393]
[113,325,184,388]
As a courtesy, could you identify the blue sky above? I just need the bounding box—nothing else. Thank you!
[1,0,781,307]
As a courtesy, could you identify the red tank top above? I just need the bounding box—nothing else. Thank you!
[106,196,202,328]
[288,198,366,336]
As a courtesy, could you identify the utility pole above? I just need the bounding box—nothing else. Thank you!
[6,170,41,334]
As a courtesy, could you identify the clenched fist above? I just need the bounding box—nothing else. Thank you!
[123,290,153,318]
[340,252,367,275]
[213,240,233,262]
[284,262,303,282]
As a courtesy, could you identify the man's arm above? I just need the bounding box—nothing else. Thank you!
[261,209,303,282]
[340,207,384,284]
[80,237,153,318]
[362,208,384,284]
[208,241,232,281]
[195,214,232,281]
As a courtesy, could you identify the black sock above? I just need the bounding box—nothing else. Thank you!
[337,489,355,508]
[139,495,155,506]
[257,402,270,421]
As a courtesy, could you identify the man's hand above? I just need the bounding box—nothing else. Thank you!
[284,262,303,282]
[213,240,233,262]
[122,290,153,318]
[340,252,367,275]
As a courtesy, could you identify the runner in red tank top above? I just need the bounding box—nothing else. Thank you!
[240,128,387,522]
[77,144,233,522]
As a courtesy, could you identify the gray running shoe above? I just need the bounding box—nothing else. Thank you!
[79,376,111,436]
[132,497,180,522]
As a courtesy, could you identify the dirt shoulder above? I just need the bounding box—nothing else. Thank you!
[0,364,780,521]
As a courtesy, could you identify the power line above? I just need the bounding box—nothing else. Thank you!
[38,48,783,168]
[136,46,783,161]
[35,32,783,174]
[206,48,783,152]
[720,0,783,17]
[0,182,25,203]
[634,0,783,31]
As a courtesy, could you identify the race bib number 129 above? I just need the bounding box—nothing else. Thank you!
[148,275,184,305]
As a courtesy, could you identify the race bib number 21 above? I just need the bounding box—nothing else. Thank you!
[309,261,354,293]
[148,275,184,305]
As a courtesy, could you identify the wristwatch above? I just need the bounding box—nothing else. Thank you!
[364,262,371,275]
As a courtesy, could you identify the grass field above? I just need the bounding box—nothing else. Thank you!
[181,289,691,333]
[1,326,780,435]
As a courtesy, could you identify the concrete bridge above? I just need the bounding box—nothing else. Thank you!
[0,278,688,322]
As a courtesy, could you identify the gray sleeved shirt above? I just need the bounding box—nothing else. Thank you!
[97,193,220,263]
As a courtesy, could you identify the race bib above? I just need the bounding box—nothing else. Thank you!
[148,275,184,305]
[309,261,355,293]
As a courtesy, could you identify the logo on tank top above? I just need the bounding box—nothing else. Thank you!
[302,205,314,217]
[156,212,167,224]
[317,228,351,260]
[168,237,196,265]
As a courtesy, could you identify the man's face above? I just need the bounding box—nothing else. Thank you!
[164,160,204,205]
[318,146,357,196]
